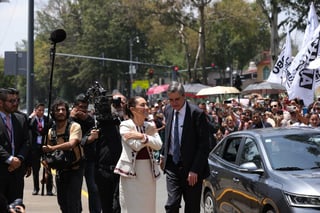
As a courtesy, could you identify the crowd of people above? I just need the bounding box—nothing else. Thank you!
[1,82,320,213]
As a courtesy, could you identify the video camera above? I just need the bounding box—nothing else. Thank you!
[85,81,121,126]
[8,198,24,213]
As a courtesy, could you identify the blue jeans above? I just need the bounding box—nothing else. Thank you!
[84,161,101,213]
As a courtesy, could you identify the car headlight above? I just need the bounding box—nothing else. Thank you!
[285,192,320,207]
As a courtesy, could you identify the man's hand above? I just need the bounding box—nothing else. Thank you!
[187,171,198,186]
[87,129,99,143]
[70,107,88,120]
[42,145,54,153]
[159,157,165,171]
[25,166,32,177]
[8,157,21,172]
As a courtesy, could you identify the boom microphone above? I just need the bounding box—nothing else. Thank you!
[49,29,66,43]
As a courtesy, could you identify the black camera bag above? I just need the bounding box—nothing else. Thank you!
[45,121,77,170]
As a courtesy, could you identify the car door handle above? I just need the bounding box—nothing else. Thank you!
[233,177,240,182]
[211,170,218,175]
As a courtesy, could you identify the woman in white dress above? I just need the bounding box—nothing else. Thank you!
[114,96,162,213]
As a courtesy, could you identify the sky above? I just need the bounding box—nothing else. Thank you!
[0,0,47,57]
[0,0,304,58]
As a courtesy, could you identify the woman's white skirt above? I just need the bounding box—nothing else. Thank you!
[119,159,156,213]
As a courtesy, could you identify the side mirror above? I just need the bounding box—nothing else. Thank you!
[239,162,264,174]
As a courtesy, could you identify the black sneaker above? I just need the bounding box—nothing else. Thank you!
[47,192,54,196]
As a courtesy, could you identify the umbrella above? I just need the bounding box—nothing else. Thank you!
[183,83,211,94]
[146,84,169,95]
[183,83,211,98]
[242,81,286,94]
[196,86,240,96]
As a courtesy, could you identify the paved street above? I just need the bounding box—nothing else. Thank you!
[22,168,200,212]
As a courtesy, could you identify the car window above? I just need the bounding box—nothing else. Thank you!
[221,137,242,164]
[239,138,262,168]
[264,134,320,170]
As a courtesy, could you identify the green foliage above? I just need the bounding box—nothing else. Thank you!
[32,0,270,100]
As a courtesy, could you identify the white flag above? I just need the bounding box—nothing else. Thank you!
[287,24,320,88]
[302,2,319,48]
[287,27,320,106]
[267,27,291,85]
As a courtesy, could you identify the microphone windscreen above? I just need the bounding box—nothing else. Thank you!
[49,29,66,43]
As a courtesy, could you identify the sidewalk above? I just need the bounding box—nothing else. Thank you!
[22,170,88,212]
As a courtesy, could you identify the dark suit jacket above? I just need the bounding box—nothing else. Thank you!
[29,115,48,149]
[0,112,30,167]
[162,101,210,179]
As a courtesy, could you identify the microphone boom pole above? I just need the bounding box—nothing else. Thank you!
[41,29,66,196]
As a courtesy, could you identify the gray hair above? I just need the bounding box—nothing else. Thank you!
[167,81,185,96]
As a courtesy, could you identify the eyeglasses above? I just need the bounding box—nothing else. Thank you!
[6,98,20,104]
[271,105,278,108]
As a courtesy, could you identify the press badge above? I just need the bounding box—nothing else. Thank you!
[37,136,42,144]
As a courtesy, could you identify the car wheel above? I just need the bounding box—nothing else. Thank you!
[265,208,276,213]
[204,190,216,213]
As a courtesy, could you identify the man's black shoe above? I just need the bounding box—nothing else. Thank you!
[32,190,39,195]
[47,192,54,196]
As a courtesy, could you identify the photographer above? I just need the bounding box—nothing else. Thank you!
[0,194,25,213]
[42,99,83,213]
[70,94,101,213]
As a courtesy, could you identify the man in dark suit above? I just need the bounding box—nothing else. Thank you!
[29,103,53,195]
[0,88,30,203]
[160,82,210,213]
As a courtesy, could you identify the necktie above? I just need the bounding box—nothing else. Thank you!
[5,115,14,154]
[173,111,180,164]
[5,115,12,141]
[38,118,43,132]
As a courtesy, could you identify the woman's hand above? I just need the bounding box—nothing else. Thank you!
[123,131,144,141]
[145,125,157,136]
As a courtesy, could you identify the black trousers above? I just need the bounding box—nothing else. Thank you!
[32,150,53,193]
[95,168,121,213]
[165,156,202,213]
[56,167,84,213]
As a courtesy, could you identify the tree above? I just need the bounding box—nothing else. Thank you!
[256,0,320,67]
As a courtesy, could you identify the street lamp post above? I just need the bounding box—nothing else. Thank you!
[129,36,139,97]
[226,67,232,86]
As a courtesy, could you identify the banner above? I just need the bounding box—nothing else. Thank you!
[267,27,291,85]
[302,2,319,47]
[287,28,320,106]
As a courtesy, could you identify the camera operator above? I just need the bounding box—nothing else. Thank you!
[94,94,124,213]
[8,198,25,213]
[69,94,101,213]
[0,194,26,213]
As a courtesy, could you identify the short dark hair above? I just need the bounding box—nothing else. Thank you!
[74,93,88,105]
[0,88,9,101]
[34,103,45,109]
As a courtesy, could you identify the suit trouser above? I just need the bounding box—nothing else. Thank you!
[84,161,101,213]
[165,156,202,213]
[95,168,120,213]
[0,165,24,203]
